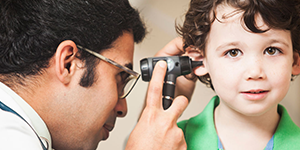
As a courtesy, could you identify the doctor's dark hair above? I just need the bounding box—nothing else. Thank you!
[0,0,146,87]
[177,0,300,90]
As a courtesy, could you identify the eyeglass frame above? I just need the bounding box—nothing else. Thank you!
[76,45,140,99]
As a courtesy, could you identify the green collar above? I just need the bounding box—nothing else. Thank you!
[178,96,219,149]
[273,103,300,149]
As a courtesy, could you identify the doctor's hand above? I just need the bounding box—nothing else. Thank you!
[125,61,188,150]
[155,37,198,101]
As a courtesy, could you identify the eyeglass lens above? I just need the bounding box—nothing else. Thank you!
[118,75,137,98]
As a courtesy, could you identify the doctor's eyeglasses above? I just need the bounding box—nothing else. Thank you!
[77,45,140,99]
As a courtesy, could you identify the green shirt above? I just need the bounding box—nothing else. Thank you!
[178,96,300,150]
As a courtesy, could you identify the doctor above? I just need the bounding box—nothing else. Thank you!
[0,0,189,150]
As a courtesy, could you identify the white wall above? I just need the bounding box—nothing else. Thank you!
[97,0,300,149]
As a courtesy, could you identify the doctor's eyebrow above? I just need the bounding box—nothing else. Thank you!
[124,63,133,70]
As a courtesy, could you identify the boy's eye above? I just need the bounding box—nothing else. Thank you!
[264,47,282,56]
[225,49,242,58]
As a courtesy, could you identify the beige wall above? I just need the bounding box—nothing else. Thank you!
[98,0,300,149]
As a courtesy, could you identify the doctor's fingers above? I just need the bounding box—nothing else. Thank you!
[146,60,167,109]
[155,37,185,57]
[178,133,187,150]
[164,125,187,150]
[167,95,188,121]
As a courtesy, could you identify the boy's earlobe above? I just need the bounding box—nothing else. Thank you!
[292,52,300,75]
[193,63,208,76]
[55,40,79,84]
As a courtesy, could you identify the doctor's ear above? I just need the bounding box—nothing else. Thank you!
[55,40,79,84]
[185,47,208,76]
[292,51,300,75]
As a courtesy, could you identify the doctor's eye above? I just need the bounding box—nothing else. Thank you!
[119,71,130,83]
[264,47,282,56]
[225,49,242,58]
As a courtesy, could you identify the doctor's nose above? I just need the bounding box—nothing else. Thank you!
[115,98,128,117]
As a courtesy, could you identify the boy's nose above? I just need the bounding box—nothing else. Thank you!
[245,57,266,80]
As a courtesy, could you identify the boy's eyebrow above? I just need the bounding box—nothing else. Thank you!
[268,39,290,48]
[215,39,290,52]
[216,42,241,52]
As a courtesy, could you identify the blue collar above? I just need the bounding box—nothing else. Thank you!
[218,135,274,150]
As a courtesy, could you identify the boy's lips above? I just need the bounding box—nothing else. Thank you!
[240,89,269,100]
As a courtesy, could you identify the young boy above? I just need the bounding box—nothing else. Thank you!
[176,0,300,149]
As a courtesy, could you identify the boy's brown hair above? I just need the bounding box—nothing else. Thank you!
[177,0,300,89]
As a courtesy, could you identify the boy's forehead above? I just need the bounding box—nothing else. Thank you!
[214,4,268,31]
[215,4,240,20]
[207,4,292,51]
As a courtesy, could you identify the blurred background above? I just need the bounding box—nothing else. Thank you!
[98,0,300,149]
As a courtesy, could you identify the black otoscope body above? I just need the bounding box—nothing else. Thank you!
[140,56,203,110]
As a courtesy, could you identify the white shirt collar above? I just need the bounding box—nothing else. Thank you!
[0,82,52,149]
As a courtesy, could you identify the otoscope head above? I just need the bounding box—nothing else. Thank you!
[191,60,203,69]
[139,56,203,110]
[140,56,203,82]
[179,56,203,76]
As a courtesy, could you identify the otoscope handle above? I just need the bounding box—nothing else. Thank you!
[162,74,176,110]
[162,97,173,110]
[162,82,175,110]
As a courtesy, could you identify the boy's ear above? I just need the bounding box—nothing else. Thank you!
[55,40,79,84]
[186,48,208,76]
[292,51,300,75]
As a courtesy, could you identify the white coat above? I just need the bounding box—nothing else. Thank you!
[0,82,52,150]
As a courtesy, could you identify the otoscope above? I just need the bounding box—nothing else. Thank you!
[140,56,203,110]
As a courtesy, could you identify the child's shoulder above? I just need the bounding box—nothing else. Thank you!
[274,104,300,149]
[177,96,219,149]
[178,96,219,131]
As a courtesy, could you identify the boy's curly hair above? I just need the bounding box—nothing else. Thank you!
[177,0,300,90]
